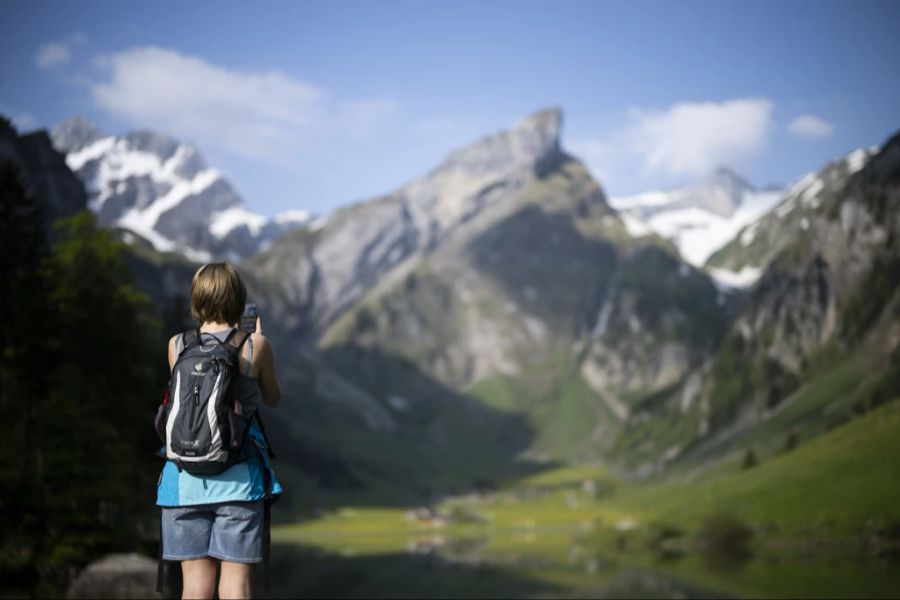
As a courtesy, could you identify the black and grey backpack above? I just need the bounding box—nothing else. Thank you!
[159,328,255,474]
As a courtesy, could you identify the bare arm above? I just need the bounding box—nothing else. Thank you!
[167,335,178,372]
[254,334,283,408]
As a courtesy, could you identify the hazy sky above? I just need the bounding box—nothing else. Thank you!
[2,0,898,216]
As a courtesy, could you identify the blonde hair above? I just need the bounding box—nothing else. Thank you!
[190,262,247,325]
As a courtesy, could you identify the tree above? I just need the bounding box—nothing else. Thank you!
[0,196,166,591]
[37,212,163,581]
[0,158,52,588]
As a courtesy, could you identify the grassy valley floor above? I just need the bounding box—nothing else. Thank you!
[272,397,900,598]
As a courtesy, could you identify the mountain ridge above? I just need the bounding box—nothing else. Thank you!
[610,167,784,278]
[51,116,312,261]
[12,107,898,504]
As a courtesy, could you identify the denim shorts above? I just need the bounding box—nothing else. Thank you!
[161,501,263,563]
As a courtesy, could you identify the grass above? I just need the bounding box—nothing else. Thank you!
[275,395,900,543]
[270,359,900,598]
[467,355,621,462]
[608,397,900,534]
[731,354,866,449]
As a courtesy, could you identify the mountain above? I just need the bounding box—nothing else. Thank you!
[252,117,900,490]
[51,117,312,261]
[622,133,900,473]
[0,116,87,227]
[9,108,899,512]
[611,167,784,286]
[705,146,879,280]
[243,108,734,495]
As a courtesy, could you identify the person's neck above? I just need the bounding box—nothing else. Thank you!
[199,321,233,332]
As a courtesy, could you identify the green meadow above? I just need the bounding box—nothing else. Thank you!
[271,396,900,598]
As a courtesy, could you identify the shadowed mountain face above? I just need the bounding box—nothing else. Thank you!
[0,117,87,228]
[467,205,618,339]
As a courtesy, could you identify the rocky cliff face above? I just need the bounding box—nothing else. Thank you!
[706,147,878,276]
[653,131,900,469]
[246,108,732,477]
[580,246,731,423]
[247,108,570,335]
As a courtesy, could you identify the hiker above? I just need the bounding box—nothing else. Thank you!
[155,262,283,600]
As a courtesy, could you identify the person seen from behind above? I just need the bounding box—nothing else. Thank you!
[156,262,282,600]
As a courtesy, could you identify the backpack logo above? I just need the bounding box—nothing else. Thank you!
[194,363,204,373]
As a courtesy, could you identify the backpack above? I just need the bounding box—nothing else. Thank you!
[157,328,255,474]
[154,328,280,595]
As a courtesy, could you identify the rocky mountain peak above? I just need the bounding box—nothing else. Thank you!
[708,166,755,194]
[683,166,756,217]
[120,129,183,162]
[437,107,563,178]
[51,116,105,154]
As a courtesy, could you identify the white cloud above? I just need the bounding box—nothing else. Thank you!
[36,43,70,68]
[624,98,774,177]
[788,115,834,139]
[35,32,87,69]
[90,46,396,162]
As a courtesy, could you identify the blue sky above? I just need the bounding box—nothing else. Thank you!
[1,0,898,216]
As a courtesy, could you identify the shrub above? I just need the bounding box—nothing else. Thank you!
[696,514,753,572]
[784,432,799,453]
[742,448,758,470]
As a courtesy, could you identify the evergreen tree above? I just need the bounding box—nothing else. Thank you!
[36,211,162,582]
[0,172,165,591]
[0,158,52,587]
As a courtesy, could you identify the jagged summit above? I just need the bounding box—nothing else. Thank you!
[611,164,782,268]
[707,166,755,193]
[119,129,184,163]
[438,107,563,177]
[51,116,105,154]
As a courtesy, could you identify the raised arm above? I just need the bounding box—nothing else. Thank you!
[255,335,283,408]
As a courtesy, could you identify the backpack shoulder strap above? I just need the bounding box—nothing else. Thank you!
[181,328,201,352]
[229,329,250,351]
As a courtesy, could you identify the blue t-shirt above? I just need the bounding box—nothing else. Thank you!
[156,421,283,506]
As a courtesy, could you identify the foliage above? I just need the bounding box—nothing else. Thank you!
[741,448,758,470]
[695,514,753,572]
[0,176,164,592]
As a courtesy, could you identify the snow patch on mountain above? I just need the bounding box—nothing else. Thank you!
[145,169,221,227]
[611,169,783,268]
[67,137,115,171]
[274,209,312,225]
[52,117,313,260]
[211,206,268,238]
[708,266,763,289]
